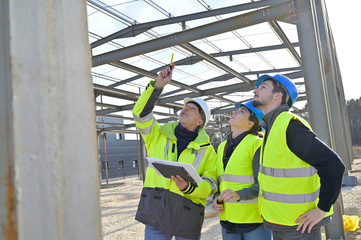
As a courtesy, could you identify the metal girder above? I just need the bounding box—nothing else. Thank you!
[161,67,302,97]
[158,81,256,104]
[110,61,202,94]
[108,43,300,88]
[93,83,139,101]
[269,20,302,65]
[96,108,119,115]
[210,94,307,115]
[96,114,134,121]
[94,69,304,117]
[91,27,152,49]
[180,43,252,85]
[92,1,297,67]
[90,0,291,49]
[110,61,235,104]
[99,117,178,132]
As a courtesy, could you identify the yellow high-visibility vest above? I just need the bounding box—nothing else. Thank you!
[132,81,218,206]
[217,134,263,223]
[258,112,333,226]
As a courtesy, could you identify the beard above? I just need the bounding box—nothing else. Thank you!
[252,99,262,108]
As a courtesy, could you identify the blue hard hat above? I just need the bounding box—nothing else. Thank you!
[235,100,264,123]
[256,74,298,107]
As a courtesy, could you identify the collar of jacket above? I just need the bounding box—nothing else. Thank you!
[261,104,289,132]
[159,121,210,149]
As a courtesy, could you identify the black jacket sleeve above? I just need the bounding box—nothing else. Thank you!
[286,119,345,212]
[139,82,163,118]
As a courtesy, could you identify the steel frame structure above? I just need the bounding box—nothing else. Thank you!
[88,0,353,238]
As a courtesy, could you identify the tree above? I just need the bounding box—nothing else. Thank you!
[347,97,361,146]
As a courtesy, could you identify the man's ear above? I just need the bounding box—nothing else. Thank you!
[196,119,204,127]
[273,91,283,102]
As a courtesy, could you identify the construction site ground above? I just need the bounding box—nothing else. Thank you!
[100,148,361,240]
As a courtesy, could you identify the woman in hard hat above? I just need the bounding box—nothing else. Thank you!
[213,100,271,240]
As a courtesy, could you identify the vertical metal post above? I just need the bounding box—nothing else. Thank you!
[136,132,143,180]
[97,131,103,186]
[295,0,335,146]
[0,1,17,238]
[315,0,350,170]
[295,0,345,239]
[323,1,354,167]
[103,133,109,184]
[0,0,101,239]
[333,57,355,165]
[220,122,224,142]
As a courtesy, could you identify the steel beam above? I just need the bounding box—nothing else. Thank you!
[108,43,300,89]
[110,61,202,94]
[90,0,291,48]
[269,20,302,65]
[161,67,301,97]
[110,61,235,104]
[181,43,253,85]
[92,1,297,66]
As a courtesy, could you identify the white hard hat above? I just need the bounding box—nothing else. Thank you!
[184,97,210,128]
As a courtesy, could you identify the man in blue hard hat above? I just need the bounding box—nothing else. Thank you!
[252,74,345,240]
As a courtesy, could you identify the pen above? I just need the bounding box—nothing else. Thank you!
[169,53,174,69]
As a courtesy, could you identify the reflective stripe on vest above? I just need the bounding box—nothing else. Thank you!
[201,176,217,194]
[133,112,153,123]
[164,138,170,159]
[138,117,156,135]
[164,141,208,172]
[193,148,207,171]
[263,189,319,204]
[218,174,254,184]
[194,148,217,193]
[260,165,317,178]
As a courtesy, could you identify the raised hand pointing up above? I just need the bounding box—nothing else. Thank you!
[154,65,174,89]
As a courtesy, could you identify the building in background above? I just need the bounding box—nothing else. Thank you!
[97,118,140,180]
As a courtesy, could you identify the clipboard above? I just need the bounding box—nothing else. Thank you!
[146,157,203,186]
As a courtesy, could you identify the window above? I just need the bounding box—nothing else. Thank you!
[101,162,109,171]
[115,133,122,140]
[132,160,138,168]
[118,160,124,169]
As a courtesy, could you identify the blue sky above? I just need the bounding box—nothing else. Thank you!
[327,1,361,100]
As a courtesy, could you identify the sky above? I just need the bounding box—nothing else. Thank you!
[326,1,361,100]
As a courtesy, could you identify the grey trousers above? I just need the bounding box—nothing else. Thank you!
[272,228,321,240]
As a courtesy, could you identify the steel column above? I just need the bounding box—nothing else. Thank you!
[0,0,17,238]
[0,0,102,239]
[295,0,345,239]
[315,0,350,170]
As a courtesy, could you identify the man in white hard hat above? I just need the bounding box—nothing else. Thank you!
[252,74,345,240]
[133,65,217,240]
